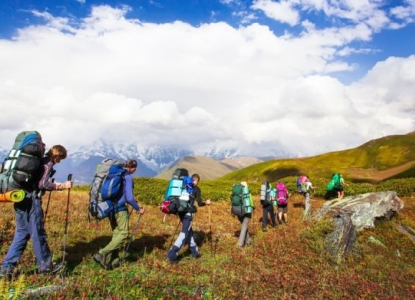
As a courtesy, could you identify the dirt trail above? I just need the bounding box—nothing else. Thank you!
[347,161,415,182]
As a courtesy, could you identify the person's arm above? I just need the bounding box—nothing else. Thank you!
[193,186,206,207]
[38,161,58,191]
[124,175,140,211]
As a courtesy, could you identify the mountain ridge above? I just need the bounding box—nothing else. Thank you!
[1,131,414,184]
[220,131,415,183]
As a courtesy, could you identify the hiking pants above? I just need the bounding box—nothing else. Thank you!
[238,214,251,247]
[231,207,251,247]
[262,205,276,229]
[168,213,199,260]
[1,194,52,273]
[303,192,311,217]
[100,210,129,265]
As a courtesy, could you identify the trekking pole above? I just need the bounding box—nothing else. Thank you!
[62,174,72,266]
[208,205,213,255]
[122,213,143,265]
[44,178,55,223]
[168,219,181,250]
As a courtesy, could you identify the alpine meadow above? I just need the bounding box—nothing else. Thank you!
[1,132,415,299]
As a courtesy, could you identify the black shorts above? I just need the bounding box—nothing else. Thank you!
[334,187,344,192]
[277,204,288,213]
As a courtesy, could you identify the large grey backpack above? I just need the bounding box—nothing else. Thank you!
[0,131,44,193]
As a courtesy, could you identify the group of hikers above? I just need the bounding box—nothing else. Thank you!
[0,131,348,279]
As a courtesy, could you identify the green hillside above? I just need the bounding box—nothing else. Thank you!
[221,131,415,183]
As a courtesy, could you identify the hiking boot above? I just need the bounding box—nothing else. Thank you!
[93,253,111,270]
[39,261,65,275]
[0,268,12,281]
[167,257,179,264]
[51,262,65,274]
[193,253,202,259]
[111,257,122,269]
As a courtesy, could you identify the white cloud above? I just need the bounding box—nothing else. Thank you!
[0,5,414,157]
[251,0,300,26]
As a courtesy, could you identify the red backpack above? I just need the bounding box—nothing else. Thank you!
[276,182,288,205]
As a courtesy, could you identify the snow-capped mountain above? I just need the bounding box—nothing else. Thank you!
[0,141,240,184]
[63,140,242,183]
[0,140,239,184]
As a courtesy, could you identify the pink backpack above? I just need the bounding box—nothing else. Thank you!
[276,182,288,205]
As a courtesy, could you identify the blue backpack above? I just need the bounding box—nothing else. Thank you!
[100,164,126,201]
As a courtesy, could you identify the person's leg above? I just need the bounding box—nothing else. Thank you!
[28,196,52,272]
[283,205,288,223]
[262,206,268,230]
[270,206,276,227]
[339,188,344,199]
[99,211,129,266]
[184,214,199,258]
[1,201,30,275]
[188,228,200,258]
[277,206,283,224]
[168,214,192,261]
[303,193,311,217]
[238,215,251,247]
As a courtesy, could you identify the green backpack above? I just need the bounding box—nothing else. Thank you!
[327,173,341,191]
[231,183,244,206]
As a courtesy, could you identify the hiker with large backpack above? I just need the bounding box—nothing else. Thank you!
[260,180,276,231]
[326,173,347,200]
[298,175,315,218]
[93,159,145,270]
[231,181,254,247]
[167,172,211,264]
[276,181,290,224]
[0,139,72,280]
[336,174,346,199]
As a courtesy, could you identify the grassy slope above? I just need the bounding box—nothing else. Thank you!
[1,191,415,299]
[221,131,415,183]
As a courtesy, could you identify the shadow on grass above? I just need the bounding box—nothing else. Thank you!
[64,229,212,271]
[64,232,172,272]
[264,167,302,182]
[293,203,305,208]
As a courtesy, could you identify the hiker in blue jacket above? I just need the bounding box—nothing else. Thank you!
[167,173,211,264]
[93,159,145,270]
[0,145,72,280]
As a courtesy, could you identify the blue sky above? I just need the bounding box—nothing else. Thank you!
[0,0,414,157]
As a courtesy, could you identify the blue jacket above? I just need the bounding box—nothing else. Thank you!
[114,173,140,212]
